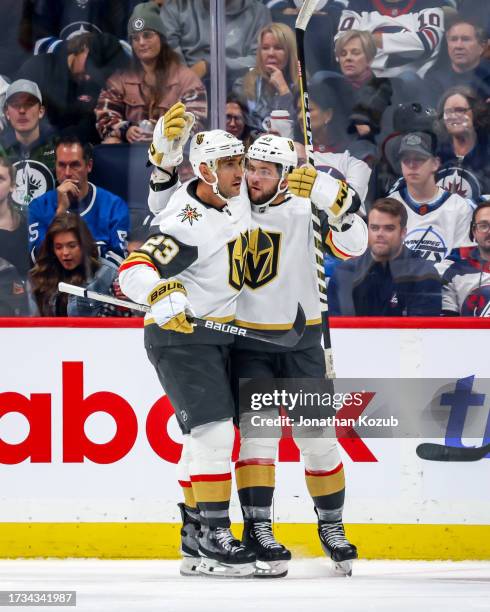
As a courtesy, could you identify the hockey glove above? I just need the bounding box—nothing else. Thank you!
[287,166,356,220]
[148,102,196,169]
[147,280,194,334]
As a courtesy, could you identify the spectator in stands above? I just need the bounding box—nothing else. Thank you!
[389,131,474,266]
[159,0,271,85]
[0,76,10,133]
[335,0,449,82]
[425,18,490,104]
[328,197,441,316]
[20,0,139,52]
[28,133,128,264]
[441,202,490,316]
[233,22,297,132]
[0,79,56,210]
[334,29,392,142]
[95,2,207,143]
[28,213,120,316]
[0,156,29,279]
[226,94,256,149]
[17,31,129,143]
[435,85,490,203]
[0,257,29,316]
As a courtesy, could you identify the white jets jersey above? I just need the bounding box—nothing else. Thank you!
[314,150,372,214]
[440,248,490,317]
[390,184,474,266]
[235,194,321,337]
[336,0,445,77]
[119,178,250,341]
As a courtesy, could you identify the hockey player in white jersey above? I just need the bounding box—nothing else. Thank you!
[440,202,490,316]
[118,105,256,578]
[336,0,446,77]
[389,131,475,269]
[232,135,367,577]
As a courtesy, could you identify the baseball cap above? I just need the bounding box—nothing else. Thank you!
[5,79,42,106]
[398,132,434,159]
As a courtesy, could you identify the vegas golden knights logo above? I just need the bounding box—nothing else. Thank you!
[227,232,249,290]
[245,228,281,289]
[196,133,205,145]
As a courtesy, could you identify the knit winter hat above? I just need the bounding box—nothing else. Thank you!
[128,2,165,38]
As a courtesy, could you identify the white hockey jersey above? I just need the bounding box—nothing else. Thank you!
[235,193,367,349]
[336,0,445,77]
[440,247,490,316]
[119,178,250,343]
[314,149,372,214]
[390,184,474,266]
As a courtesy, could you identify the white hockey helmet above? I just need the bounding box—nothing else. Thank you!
[189,129,244,200]
[246,135,298,210]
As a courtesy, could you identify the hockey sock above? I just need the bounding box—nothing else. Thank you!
[189,419,235,528]
[235,458,275,520]
[305,463,345,522]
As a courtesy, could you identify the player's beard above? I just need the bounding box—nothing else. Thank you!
[248,183,278,206]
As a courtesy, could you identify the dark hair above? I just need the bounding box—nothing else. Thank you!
[66,32,94,55]
[437,85,490,136]
[0,156,21,226]
[446,17,487,46]
[369,197,408,229]
[131,33,181,121]
[30,213,99,315]
[54,133,93,163]
[470,201,490,241]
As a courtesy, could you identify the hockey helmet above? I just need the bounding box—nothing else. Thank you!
[246,135,298,210]
[189,130,244,179]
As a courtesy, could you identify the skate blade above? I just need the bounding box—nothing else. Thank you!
[198,557,255,578]
[254,560,289,579]
[179,555,201,577]
[332,559,353,576]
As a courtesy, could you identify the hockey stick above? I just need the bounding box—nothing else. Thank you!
[295,0,336,378]
[416,441,490,462]
[58,282,306,348]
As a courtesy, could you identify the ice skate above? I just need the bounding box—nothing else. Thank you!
[198,525,256,578]
[317,520,358,576]
[178,503,201,576]
[242,519,291,578]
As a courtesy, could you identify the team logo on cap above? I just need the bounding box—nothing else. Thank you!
[405,134,422,145]
[132,17,145,31]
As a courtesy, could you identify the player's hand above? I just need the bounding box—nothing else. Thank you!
[288,166,356,219]
[147,279,194,334]
[148,102,196,169]
[287,166,317,198]
[56,180,80,214]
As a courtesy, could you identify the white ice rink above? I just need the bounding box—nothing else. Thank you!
[0,559,489,612]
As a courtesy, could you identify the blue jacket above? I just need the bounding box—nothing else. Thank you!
[328,246,442,316]
[28,182,129,263]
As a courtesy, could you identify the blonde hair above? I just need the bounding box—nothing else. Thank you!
[335,30,377,65]
[243,23,298,100]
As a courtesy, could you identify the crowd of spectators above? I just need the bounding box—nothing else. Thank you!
[0,0,488,318]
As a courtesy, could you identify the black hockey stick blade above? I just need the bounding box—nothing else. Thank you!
[416,442,490,462]
[58,282,306,347]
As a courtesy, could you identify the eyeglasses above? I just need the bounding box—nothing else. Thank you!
[472,221,490,233]
[130,30,158,43]
[226,114,244,124]
[443,107,471,118]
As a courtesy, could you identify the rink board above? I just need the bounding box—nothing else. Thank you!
[0,318,489,559]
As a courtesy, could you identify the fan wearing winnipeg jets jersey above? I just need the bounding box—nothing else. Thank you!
[336,0,447,77]
[119,122,256,578]
[389,131,474,268]
[440,202,490,316]
[232,135,367,578]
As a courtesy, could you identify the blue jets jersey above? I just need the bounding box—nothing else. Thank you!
[28,183,129,263]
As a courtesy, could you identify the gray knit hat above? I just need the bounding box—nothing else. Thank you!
[128,2,165,38]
